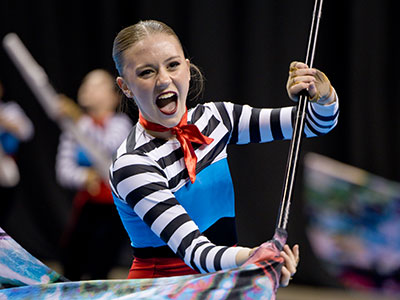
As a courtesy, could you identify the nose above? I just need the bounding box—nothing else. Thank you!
[156,68,172,89]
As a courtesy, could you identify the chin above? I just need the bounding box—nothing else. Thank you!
[163,110,185,128]
[161,117,180,128]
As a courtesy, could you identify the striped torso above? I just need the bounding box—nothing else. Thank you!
[110,100,339,273]
[0,101,34,154]
[56,113,132,190]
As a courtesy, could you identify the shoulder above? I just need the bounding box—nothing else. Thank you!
[112,138,163,181]
[111,144,167,185]
[113,123,168,161]
[0,100,26,115]
[189,101,235,123]
[76,115,93,127]
[110,112,134,124]
[113,124,138,159]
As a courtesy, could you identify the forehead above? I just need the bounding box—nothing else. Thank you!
[124,33,184,67]
[81,73,111,89]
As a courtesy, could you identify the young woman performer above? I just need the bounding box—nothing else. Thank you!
[56,69,132,280]
[0,80,34,222]
[110,20,338,286]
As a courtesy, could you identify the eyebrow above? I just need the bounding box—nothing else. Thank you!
[164,55,181,63]
[136,56,182,70]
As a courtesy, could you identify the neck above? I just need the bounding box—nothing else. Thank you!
[144,128,174,140]
[139,109,187,140]
[88,109,113,121]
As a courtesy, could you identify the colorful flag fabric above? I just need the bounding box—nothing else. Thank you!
[0,227,285,299]
[0,227,66,288]
[303,152,400,293]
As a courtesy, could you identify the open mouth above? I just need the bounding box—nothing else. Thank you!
[156,92,178,115]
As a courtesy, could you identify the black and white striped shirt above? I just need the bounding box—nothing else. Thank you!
[110,99,339,273]
[56,114,132,189]
[0,100,34,142]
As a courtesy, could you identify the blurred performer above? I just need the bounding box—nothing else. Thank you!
[56,69,132,280]
[0,80,34,224]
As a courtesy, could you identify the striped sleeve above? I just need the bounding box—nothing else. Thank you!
[210,97,339,145]
[100,114,132,152]
[304,99,339,136]
[56,114,132,189]
[111,153,245,273]
[55,131,89,189]
[0,101,34,141]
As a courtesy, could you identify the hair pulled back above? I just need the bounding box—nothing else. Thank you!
[112,20,204,101]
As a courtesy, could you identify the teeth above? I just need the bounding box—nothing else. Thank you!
[158,92,175,100]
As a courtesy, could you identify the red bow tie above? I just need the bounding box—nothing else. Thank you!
[139,110,214,183]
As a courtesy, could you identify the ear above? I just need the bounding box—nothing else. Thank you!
[116,77,133,98]
[185,59,191,81]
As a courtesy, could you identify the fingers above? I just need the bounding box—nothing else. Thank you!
[287,61,318,101]
[307,82,318,99]
[85,168,101,196]
[280,245,297,275]
[57,94,83,122]
[280,266,291,287]
[293,244,300,265]
[288,80,315,98]
[288,67,317,86]
[279,244,300,287]
[287,61,335,105]
[313,70,335,104]
[289,61,308,71]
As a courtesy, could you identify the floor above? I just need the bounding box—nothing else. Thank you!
[276,285,399,300]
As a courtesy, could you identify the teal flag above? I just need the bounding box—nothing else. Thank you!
[0,227,284,299]
[304,152,400,292]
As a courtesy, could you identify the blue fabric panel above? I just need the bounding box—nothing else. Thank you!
[0,132,19,154]
[114,193,167,248]
[174,158,235,232]
[114,158,235,248]
[76,146,92,167]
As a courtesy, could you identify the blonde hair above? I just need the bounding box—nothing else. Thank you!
[112,20,205,101]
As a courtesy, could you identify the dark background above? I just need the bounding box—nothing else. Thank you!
[1,0,399,287]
